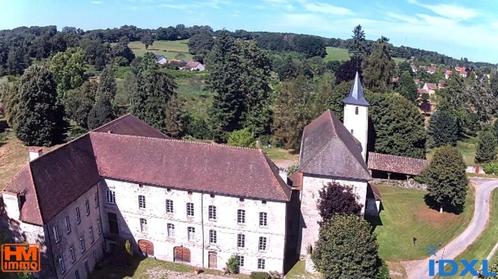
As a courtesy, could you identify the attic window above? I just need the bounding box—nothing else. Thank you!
[239,198,245,202]
[262,200,267,204]
[139,184,143,188]
[188,191,193,195]
[210,194,215,198]
[167,188,172,192]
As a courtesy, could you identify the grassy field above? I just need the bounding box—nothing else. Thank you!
[262,147,299,162]
[128,39,192,60]
[375,183,475,261]
[426,137,477,166]
[0,130,28,190]
[324,47,350,62]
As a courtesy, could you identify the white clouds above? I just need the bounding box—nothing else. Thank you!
[300,1,352,16]
[408,0,478,20]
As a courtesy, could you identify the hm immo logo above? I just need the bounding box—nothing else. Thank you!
[1,244,41,272]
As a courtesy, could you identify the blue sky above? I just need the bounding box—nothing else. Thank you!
[0,0,497,63]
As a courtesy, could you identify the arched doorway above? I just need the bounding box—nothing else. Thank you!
[138,239,154,256]
[174,246,191,263]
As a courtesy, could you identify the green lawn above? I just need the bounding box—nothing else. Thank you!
[262,147,299,162]
[375,184,474,261]
[286,260,320,279]
[427,137,477,166]
[129,39,192,60]
[324,47,350,62]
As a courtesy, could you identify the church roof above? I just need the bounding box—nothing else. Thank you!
[5,116,291,225]
[343,71,369,106]
[367,152,428,176]
[299,110,371,181]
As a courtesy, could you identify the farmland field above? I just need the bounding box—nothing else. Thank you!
[324,47,351,62]
[128,39,192,60]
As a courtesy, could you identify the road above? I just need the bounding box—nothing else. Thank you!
[402,178,498,279]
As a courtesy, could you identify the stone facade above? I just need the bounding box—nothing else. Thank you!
[299,174,368,255]
[100,178,288,274]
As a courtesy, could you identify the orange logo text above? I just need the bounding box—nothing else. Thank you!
[1,244,40,272]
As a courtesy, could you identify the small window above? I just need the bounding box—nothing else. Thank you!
[97,218,102,235]
[351,129,354,134]
[355,106,359,115]
[259,212,268,227]
[210,193,215,198]
[261,200,267,204]
[258,237,267,251]
[188,191,193,195]
[239,198,244,202]
[167,188,172,192]
[58,256,65,274]
[166,199,174,213]
[65,216,71,234]
[75,270,80,279]
[76,207,81,224]
[94,192,99,208]
[237,234,245,248]
[89,226,95,243]
[208,205,217,220]
[237,209,245,224]
[236,255,245,267]
[209,230,217,244]
[53,225,60,243]
[85,200,90,216]
[257,258,265,269]
[186,202,194,217]
[69,246,76,263]
[139,184,143,188]
[188,226,195,241]
[79,236,86,253]
[138,195,146,209]
[167,223,175,238]
[140,218,147,232]
[106,190,116,204]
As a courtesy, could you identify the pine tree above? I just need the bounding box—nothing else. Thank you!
[64,81,97,129]
[427,109,459,147]
[362,39,395,92]
[163,95,185,138]
[14,65,67,146]
[424,145,468,213]
[398,71,418,102]
[97,65,117,101]
[87,97,114,129]
[475,129,497,163]
[350,25,367,59]
[312,215,381,278]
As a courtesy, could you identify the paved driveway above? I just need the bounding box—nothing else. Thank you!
[402,178,498,279]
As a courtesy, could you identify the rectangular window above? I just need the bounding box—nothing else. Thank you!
[94,192,99,208]
[106,190,116,204]
[53,225,60,243]
[355,106,359,115]
[76,207,81,224]
[257,258,265,270]
[79,236,86,253]
[89,226,95,243]
[69,246,76,263]
[65,216,71,234]
[97,218,102,235]
[108,213,118,234]
[138,195,146,209]
[237,209,245,224]
[258,237,267,251]
[140,218,147,232]
[85,199,90,216]
[167,223,175,238]
[166,199,174,213]
[209,230,217,244]
[186,202,194,217]
[208,205,217,220]
[237,234,245,248]
[259,212,268,227]
[236,255,245,267]
[58,256,65,274]
[188,227,195,241]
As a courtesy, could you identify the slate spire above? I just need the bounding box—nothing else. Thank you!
[343,71,369,106]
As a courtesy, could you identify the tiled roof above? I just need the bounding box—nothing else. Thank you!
[299,110,371,181]
[5,116,290,225]
[367,152,428,176]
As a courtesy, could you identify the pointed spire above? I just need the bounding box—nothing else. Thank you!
[343,71,369,106]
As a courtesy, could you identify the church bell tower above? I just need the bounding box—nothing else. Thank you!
[343,71,369,161]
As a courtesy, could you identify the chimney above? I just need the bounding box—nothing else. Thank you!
[28,147,43,161]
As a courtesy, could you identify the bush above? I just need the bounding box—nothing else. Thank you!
[250,272,271,279]
[227,128,255,147]
[226,255,239,274]
[483,162,498,175]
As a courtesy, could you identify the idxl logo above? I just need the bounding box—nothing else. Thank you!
[428,259,496,277]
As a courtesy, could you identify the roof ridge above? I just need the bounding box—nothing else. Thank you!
[91,113,133,132]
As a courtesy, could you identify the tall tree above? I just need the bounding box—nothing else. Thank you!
[14,65,67,146]
[424,145,468,213]
[64,81,97,129]
[475,129,497,163]
[272,75,312,150]
[317,182,362,223]
[312,215,381,278]
[349,25,367,59]
[48,47,87,97]
[427,109,459,147]
[0,80,20,127]
[368,93,426,158]
[188,32,214,58]
[362,39,395,92]
[398,71,418,102]
[129,52,177,132]
[86,66,117,129]
[140,33,154,49]
[97,65,117,101]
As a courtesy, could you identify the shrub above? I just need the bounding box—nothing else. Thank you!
[227,128,255,147]
[250,271,271,279]
[226,255,239,274]
[483,162,498,175]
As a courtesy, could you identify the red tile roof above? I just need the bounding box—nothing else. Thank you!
[367,152,428,176]
[93,114,168,139]
[5,116,290,225]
